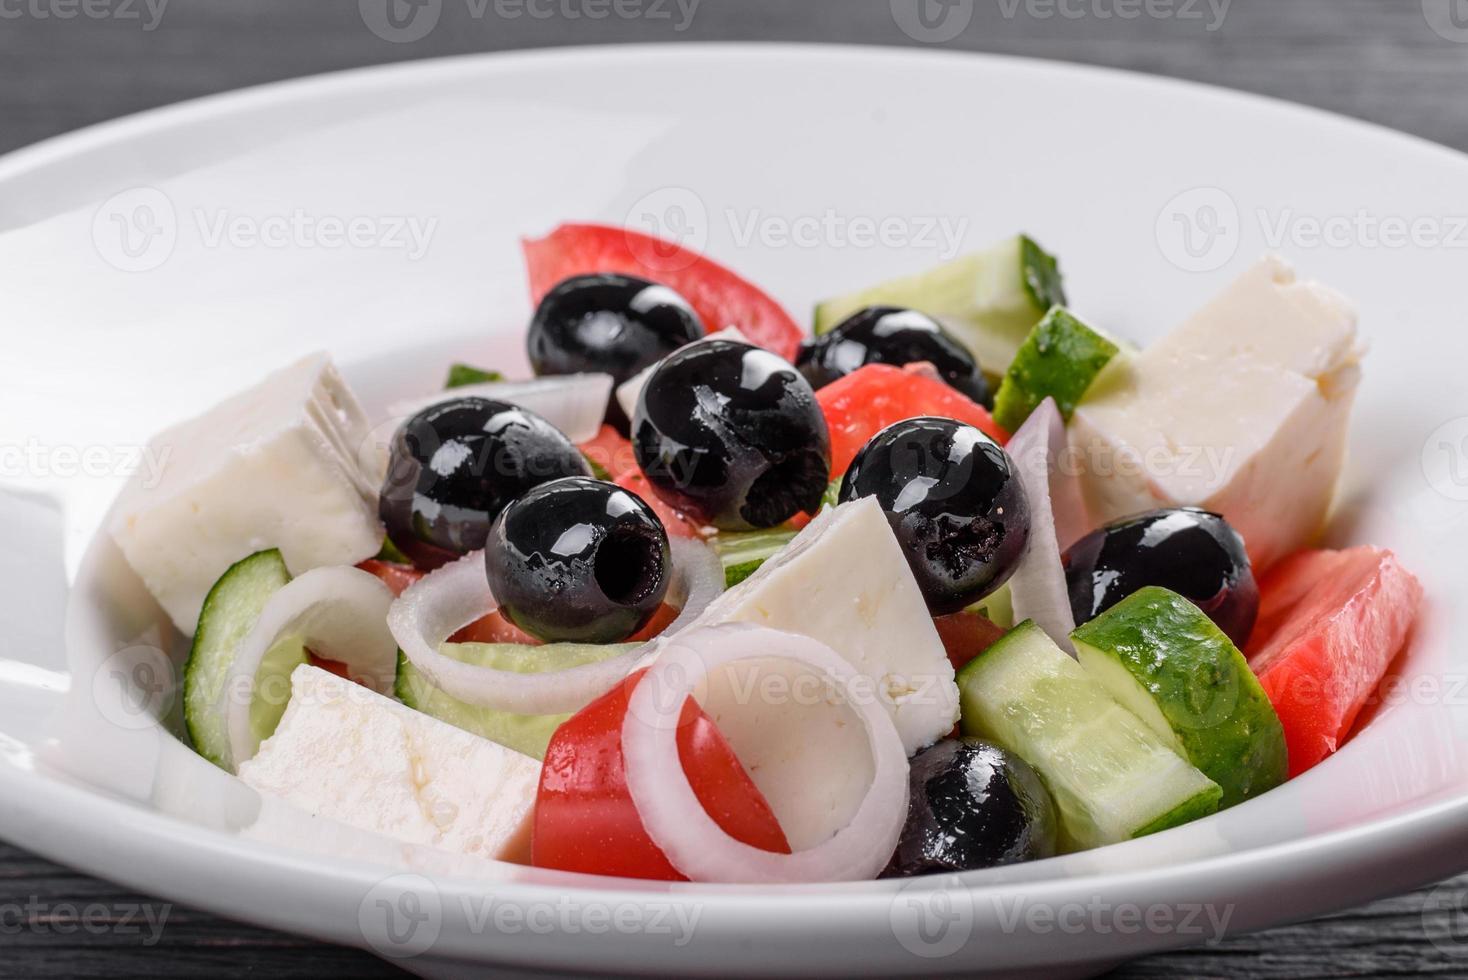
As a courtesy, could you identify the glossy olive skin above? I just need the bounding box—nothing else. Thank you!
[632,339,831,531]
[797,306,991,407]
[484,477,671,644]
[379,397,591,570]
[527,273,705,428]
[1063,507,1258,647]
[883,738,1057,878]
[840,417,1029,614]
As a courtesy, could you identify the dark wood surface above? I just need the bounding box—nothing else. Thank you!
[4,0,1468,975]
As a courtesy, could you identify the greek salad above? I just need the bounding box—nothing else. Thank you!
[110,222,1423,882]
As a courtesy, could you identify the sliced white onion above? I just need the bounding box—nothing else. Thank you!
[388,374,614,444]
[220,566,398,771]
[620,623,909,883]
[615,327,752,422]
[387,537,724,715]
[1005,398,1078,654]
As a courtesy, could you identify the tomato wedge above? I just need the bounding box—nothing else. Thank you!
[357,558,424,598]
[614,469,703,539]
[523,223,805,363]
[533,668,790,880]
[1247,547,1423,777]
[933,611,1008,673]
[578,424,638,480]
[817,363,1009,477]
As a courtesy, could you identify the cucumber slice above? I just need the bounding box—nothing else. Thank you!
[1071,587,1288,809]
[183,550,306,768]
[444,363,504,389]
[813,235,1066,372]
[971,581,1014,630]
[395,641,636,759]
[992,307,1122,432]
[712,527,799,588]
[958,620,1221,850]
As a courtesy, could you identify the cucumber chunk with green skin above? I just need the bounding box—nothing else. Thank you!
[1071,587,1288,809]
[444,363,504,389]
[992,307,1122,431]
[183,550,305,769]
[813,235,1067,372]
[713,527,799,588]
[958,620,1221,850]
[395,641,635,759]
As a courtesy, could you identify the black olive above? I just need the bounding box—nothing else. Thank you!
[797,306,991,407]
[1063,508,1258,647]
[883,738,1057,878]
[484,477,671,644]
[632,339,831,531]
[379,397,591,570]
[527,273,705,429]
[840,417,1029,614]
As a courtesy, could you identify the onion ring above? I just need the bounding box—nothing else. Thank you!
[220,566,397,770]
[620,622,909,883]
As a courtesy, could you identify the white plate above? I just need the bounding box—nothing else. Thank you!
[2,44,1467,979]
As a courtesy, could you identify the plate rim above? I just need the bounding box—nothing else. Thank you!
[5,41,1468,973]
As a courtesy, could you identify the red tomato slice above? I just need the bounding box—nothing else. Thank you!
[579,425,638,479]
[307,654,353,680]
[357,558,424,598]
[1247,547,1423,777]
[614,469,703,539]
[933,611,1009,673]
[816,364,1009,478]
[533,668,790,880]
[523,223,805,363]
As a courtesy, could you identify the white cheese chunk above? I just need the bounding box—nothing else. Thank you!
[239,665,540,863]
[110,353,385,633]
[615,326,752,422]
[689,496,960,755]
[1070,256,1361,570]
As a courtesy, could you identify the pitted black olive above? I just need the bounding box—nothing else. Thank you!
[1062,508,1258,647]
[797,306,991,407]
[527,273,705,429]
[484,477,671,644]
[632,339,831,530]
[840,416,1029,614]
[379,397,591,569]
[883,738,1057,878]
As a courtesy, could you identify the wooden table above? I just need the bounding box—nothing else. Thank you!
[2,1,1466,975]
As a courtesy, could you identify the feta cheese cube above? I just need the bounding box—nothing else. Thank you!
[239,665,540,863]
[1070,257,1362,570]
[691,496,960,754]
[110,353,385,633]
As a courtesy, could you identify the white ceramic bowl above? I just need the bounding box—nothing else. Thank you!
[2,45,1467,978]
